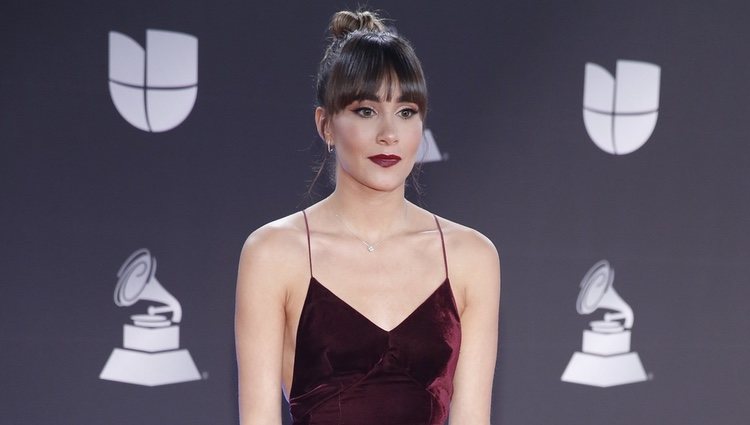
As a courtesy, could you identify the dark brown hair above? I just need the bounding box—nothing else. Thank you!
[316,10,428,116]
[307,10,428,198]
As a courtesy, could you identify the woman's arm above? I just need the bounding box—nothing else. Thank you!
[448,228,501,425]
[235,227,289,425]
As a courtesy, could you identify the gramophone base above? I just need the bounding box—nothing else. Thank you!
[561,351,647,387]
[100,348,201,386]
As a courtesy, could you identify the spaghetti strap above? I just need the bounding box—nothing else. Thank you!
[301,210,313,277]
[433,215,449,280]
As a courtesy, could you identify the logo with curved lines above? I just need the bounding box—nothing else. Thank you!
[108,29,198,132]
[583,60,660,155]
[100,248,201,386]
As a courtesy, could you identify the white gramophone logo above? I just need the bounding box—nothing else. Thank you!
[561,260,648,387]
[108,29,198,132]
[100,248,201,386]
[583,60,660,155]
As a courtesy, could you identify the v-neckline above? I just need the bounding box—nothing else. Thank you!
[309,276,451,334]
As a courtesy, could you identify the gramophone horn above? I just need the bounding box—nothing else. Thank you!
[576,260,614,315]
[113,248,183,323]
[575,260,634,328]
[114,249,154,306]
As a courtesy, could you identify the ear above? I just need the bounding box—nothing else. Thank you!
[314,107,331,142]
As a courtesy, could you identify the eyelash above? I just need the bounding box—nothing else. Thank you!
[353,107,375,118]
[398,108,418,119]
[353,107,419,119]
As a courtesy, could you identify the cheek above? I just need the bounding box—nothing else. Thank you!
[403,124,424,154]
[332,116,373,142]
[330,120,370,169]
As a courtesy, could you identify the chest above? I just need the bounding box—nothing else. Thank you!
[289,277,461,396]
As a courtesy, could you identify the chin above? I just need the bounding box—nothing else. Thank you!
[339,165,412,192]
[367,178,409,192]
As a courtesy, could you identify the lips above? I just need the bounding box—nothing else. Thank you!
[368,154,401,168]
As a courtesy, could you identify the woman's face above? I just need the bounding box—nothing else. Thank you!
[324,83,423,193]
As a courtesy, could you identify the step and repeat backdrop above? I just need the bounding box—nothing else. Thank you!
[2,0,749,424]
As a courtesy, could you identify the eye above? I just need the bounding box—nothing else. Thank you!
[353,107,376,118]
[397,108,419,119]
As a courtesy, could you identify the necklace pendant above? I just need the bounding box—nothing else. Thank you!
[366,245,375,252]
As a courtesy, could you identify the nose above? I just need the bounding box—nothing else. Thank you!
[377,116,398,145]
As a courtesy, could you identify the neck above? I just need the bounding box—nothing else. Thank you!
[325,174,410,242]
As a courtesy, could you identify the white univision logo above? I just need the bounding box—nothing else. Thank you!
[561,260,648,387]
[100,248,201,386]
[583,60,660,155]
[417,129,447,163]
[108,29,198,132]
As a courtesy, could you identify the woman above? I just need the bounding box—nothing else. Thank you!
[235,10,500,425]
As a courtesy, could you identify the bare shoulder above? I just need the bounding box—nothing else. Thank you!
[237,211,309,292]
[241,211,307,257]
[433,215,501,299]
[435,215,499,270]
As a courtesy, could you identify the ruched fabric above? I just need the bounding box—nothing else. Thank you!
[290,211,461,425]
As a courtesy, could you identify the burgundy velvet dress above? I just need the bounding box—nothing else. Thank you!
[289,210,461,425]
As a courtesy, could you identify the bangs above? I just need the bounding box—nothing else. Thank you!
[321,32,427,116]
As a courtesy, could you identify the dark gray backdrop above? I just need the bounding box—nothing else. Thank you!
[2,1,748,424]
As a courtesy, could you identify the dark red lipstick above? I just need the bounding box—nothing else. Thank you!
[368,154,401,167]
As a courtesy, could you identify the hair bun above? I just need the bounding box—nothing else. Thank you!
[329,10,386,39]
